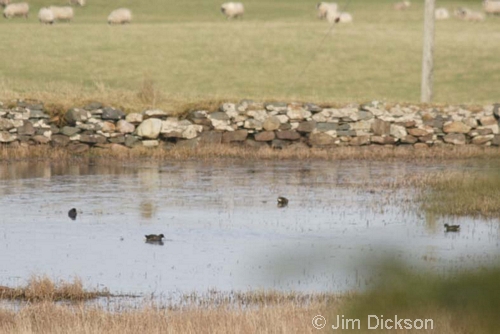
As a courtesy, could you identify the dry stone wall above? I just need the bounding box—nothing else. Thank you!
[1,100,500,151]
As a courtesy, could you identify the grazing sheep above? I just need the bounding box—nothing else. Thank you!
[38,7,54,24]
[435,8,450,20]
[3,2,29,19]
[454,7,485,22]
[483,0,500,15]
[107,8,132,24]
[220,2,244,19]
[393,1,411,11]
[49,6,73,22]
[326,10,352,24]
[0,0,10,8]
[316,2,338,20]
[68,0,85,6]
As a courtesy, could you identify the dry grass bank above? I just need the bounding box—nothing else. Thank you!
[1,144,500,163]
[0,276,109,302]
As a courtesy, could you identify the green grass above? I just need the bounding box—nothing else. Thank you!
[1,0,499,109]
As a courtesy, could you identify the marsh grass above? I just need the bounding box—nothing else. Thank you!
[2,144,500,164]
[418,170,500,219]
[0,276,109,302]
[0,0,498,108]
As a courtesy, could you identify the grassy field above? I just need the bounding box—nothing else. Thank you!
[0,0,498,111]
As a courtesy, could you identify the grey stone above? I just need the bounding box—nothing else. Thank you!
[209,112,230,121]
[263,116,281,131]
[371,119,391,136]
[287,109,312,120]
[244,119,263,130]
[61,126,80,137]
[479,115,497,126]
[349,135,370,146]
[0,131,17,143]
[17,121,35,136]
[297,121,317,133]
[108,135,125,144]
[28,110,49,119]
[136,118,162,139]
[51,135,70,147]
[125,135,140,148]
[65,108,90,125]
[443,133,466,145]
[276,130,301,140]
[116,120,135,134]
[31,135,50,144]
[316,123,339,132]
[408,128,428,137]
[279,123,292,131]
[102,108,125,121]
[472,135,494,145]
[336,130,356,137]
[443,121,471,134]
[303,103,322,113]
[493,104,500,119]
[79,134,107,145]
[390,124,407,139]
[357,111,374,120]
[309,133,335,146]
[244,139,269,149]
[254,131,275,142]
[371,135,396,145]
[126,113,143,124]
[265,102,287,112]
[0,118,15,131]
[492,135,500,146]
[401,135,418,144]
[222,129,248,143]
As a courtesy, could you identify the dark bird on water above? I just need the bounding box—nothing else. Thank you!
[277,196,289,208]
[444,224,460,232]
[68,208,77,220]
[145,234,165,242]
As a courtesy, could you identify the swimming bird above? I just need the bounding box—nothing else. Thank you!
[145,234,165,242]
[68,208,77,220]
[444,224,460,232]
[277,196,289,208]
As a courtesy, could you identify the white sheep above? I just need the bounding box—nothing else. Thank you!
[483,0,500,15]
[327,10,352,24]
[0,0,10,8]
[49,6,74,22]
[220,2,244,19]
[393,1,411,11]
[454,7,485,22]
[3,2,29,19]
[316,2,338,20]
[69,0,85,6]
[435,8,450,20]
[107,8,132,24]
[38,7,54,24]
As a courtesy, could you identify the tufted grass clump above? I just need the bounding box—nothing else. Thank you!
[0,276,109,302]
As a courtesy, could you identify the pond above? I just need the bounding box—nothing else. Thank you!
[0,159,499,297]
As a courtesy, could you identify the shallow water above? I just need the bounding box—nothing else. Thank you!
[0,159,499,297]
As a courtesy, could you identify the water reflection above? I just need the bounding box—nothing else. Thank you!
[0,160,499,296]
